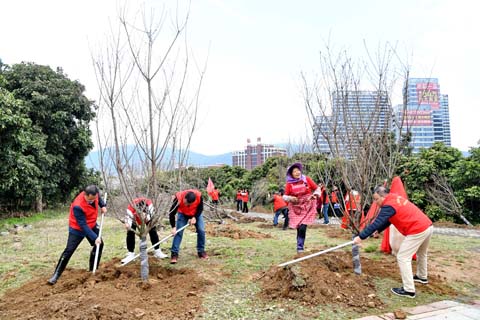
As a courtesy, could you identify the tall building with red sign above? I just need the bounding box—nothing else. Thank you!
[395,78,451,153]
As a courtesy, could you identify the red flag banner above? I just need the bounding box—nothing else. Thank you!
[207,178,215,195]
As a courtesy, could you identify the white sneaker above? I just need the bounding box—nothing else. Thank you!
[121,252,135,264]
[154,249,168,259]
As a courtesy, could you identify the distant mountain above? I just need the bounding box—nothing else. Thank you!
[85,146,232,170]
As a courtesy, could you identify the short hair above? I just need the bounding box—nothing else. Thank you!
[84,185,99,196]
[373,186,390,196]
[185,191,196,204]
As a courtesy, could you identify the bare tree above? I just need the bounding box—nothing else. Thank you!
[92,2,206,281]
[302,41,410,273]
[426,173,472,225]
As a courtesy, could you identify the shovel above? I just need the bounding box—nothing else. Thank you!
[121,223,190,266]
[278,240,354,267]
[93,192,107,274]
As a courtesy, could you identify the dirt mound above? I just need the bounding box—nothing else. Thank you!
[237,216,268,224]
[258,251,455,311]
[205,223,271,239]
[325,227,354,240]
[0,258,213,320]
[257,223,284,229]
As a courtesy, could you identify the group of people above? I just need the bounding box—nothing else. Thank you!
[280,161,433,298]
[48,162,434,299]
[48,185,207,285]
[235,189,249,213]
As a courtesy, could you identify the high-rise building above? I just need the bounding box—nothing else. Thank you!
[395,78,451,153]
[313,90,393,157]
[232,138,287,170]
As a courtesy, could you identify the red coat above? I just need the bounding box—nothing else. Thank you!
[210,190,219,201]
[241,191,249,202]
[284,176,318,197]
[176,189,202,217]
[69,191,98,231]
[273,194,287,211]
[383,193,432,236]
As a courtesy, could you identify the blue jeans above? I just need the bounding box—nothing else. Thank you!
[323,204,329,223]
[171,213,205,256]
[273,207,288,225]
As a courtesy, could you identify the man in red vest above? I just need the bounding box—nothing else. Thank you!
[169,189,207,264]
[47,185,107,285]
[209,188,220,205]
[353,186,433,298]
[121,197,168,264]
[271,189,289,230]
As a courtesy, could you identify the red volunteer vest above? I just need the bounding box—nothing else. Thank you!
[176,189,202,217]
[128,197,153,224]
[382,193,432,236]
[285,176,317,197]
[273,194,287,211]
[210,190,219,201]
[69,191,98,231]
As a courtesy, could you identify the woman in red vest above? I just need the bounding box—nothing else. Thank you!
[353,186,433,298]
[169,189,207,264]
[47,185,107,285]
[121,197,168,263]
[241,189,249,213]
[283,162,321,253]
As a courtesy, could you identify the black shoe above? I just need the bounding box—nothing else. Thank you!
[391,287,415,298]
[413,275,428,284]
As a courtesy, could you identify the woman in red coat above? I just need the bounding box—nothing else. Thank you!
[283,162,321,252]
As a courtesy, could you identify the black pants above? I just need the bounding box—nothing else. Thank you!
[236,200,243,211]
[127,224,160,252]
[60,226,104,271]
[242,201,249,213]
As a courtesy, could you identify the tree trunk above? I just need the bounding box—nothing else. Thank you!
[34,192,42,212]
[139,236,149,281]
[352,235,362,275]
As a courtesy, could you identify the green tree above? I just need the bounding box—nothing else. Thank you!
[2,62,95,207]
[0,84,49,211]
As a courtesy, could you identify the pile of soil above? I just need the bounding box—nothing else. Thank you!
[237,216,268,224]
[0,258,213,320]
[257,223,285,229]
[205,223,271,239]
[258,251,455,311]
[325,228,354,240]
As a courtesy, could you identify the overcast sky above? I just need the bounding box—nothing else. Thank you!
[1,0,478,155]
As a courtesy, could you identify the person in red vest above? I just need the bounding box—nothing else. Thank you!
[271,189,289,230]
[241,189,249,213]
[342,189,360,229]
[283,162,321,253]
[236,189,243,212]
[169,189,207,264]
[330,186,343,218]
[47,185,107,285]
[353,186,433,299]
[209,188,220,205]
[320,184,330,224]
[121,197,168,263]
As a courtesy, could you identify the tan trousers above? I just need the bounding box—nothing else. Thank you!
[396,226,433,293]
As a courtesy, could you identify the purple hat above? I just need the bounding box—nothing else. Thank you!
[287,162,303,176]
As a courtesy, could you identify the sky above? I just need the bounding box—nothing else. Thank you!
[1,0,479,155]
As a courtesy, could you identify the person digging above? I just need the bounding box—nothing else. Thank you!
[47,185,107,285]
[121,197,168,264]
[353,186,433,298]
[169,189,208,264]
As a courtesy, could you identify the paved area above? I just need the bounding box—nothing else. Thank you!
[239,211,480,238]
[356,300,480,319]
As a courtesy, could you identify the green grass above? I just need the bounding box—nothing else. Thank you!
[1,212,480,319]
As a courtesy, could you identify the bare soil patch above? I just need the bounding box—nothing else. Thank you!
[205,223,271,239]
[325,227,354,240]
[258,251,455,311]
[0,258,213,320]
